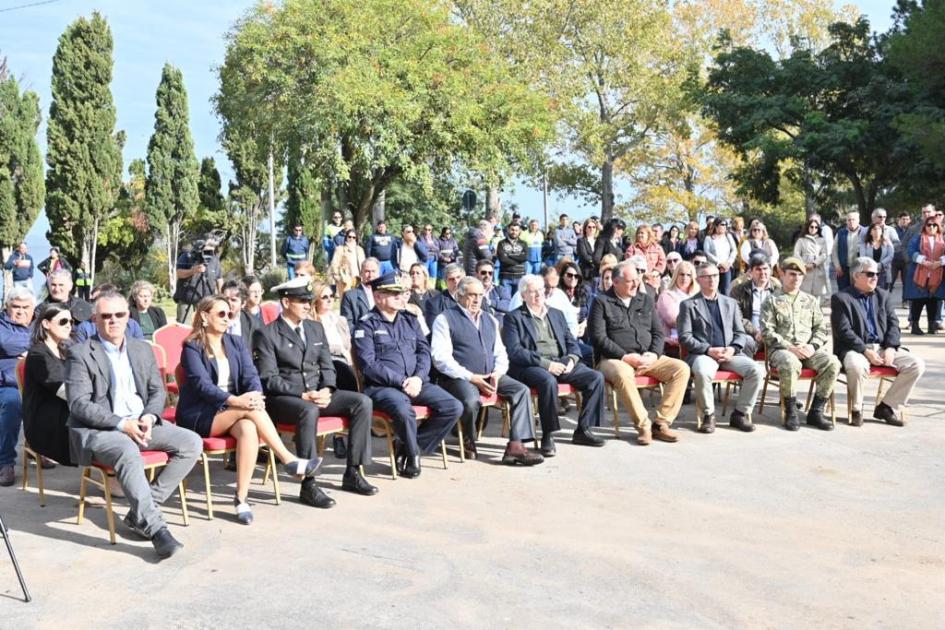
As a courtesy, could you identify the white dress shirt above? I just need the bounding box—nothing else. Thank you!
[430,307,509,380]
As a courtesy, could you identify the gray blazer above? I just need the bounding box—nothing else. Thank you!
[677,293,751,366]
[66,337,166,465]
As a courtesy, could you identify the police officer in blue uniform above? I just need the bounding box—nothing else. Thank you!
[353,272,462,478]
[366,220,396,275]
[281,224,310,279]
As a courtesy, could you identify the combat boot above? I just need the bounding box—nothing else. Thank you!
[783,397,800,431]
[806,395,833,430]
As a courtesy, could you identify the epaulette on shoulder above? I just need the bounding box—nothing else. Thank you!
[359,312,374,322]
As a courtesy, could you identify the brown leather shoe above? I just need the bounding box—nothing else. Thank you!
[501,441,544,466]
[653,423,679,443]
[636,423,652,446]
[462,438,479,460]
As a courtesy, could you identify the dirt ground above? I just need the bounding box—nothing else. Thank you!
[2,311,943,629]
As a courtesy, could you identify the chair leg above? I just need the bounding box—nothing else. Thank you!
[35,456,45,508]
[99,470,117,545]
[502,403,511,438]
[178,480,190,526]
[77,468,90,525]
[440,440,449,469]
[385,430,397,480]
[316,435,325,456]
[758,375,769,414]
[721,383,732,417]
[268,448,281,505]
[830,391,837,427]
[202,454,214,520]
[20,450,29,492]
[476,407,487,441]
[804,380,815,411]
[610,387,620,437]
[456,420,465,463]
[876,377,886,401]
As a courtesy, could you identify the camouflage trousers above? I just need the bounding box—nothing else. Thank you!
[769,348,841,399]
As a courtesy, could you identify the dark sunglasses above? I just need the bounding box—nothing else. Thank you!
[862,271,879,278]
[319,294,334,300]
[211,309,229,318]
[478,270,493,276]
[564,272,580,278]
[99,311,128,321]
[52,316,72,326]
[926,223,938,228]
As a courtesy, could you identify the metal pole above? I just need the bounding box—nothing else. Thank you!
[542,173,549,231]
[268,149,277,267]
[0,511,32,602]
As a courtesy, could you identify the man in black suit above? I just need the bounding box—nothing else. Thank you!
[66,291,201,559]
[340,257,380,330]
[830,257,926,427]
[502,274,605,456]
[423,262,464,329]
[253,278,378,507]
[222,279,258,344]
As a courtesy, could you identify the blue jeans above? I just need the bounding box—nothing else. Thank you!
[426,259,438,283]
[379,260,394,276]
[500,277,519,295]
[287,264,297,280]
[0,386,22,467]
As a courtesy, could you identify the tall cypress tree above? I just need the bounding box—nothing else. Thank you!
[284,140,321,262]
[0,57,44,255]
[185,156,228,239]
[45,12,123,269]
[146,63,199,293]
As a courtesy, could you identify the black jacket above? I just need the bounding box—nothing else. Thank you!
[501,304,581,369]
[129,306,168,331]
[830,287,901,362]
[576,237,597,280]
[496,238,527,280]
[252,317,336,397]
[592,237,624,266]
[588,287,664,359]
[340,285,371,331]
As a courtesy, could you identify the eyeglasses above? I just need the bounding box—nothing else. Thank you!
[478,270,493,277]
[809,223,820,229]
[862,271,879,278]
[53,316,72,326]
[211,309,229,318]
[99,311,128,321]
[751,228,762,232]
[698,273,719,279]
[636,269,647,275]
[926,223,938,228]
[8,304,31,311]
[564,272,580,278]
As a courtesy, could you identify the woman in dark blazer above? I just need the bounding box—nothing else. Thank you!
[128,280,167,340]
[575,218,599,281]
[22,302,74,466]
[176,296,321,524]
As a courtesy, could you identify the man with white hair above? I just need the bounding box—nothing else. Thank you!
[831,257,925,426]
[38,268,93,322]
[627,254,656,300]
[871,208,900,247]
[432,276,544,465]
[503,275,605,456]
[0,286,35,486]
[833,211,867,290]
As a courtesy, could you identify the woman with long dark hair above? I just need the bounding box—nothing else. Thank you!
[593,218,626,266]
[176,296,322,524]
[22,302,74,466]
[660,224,681,255]
[860,223,894,290]
[905,219,945,334]
[575,218,599,281]
[704,218,737,294]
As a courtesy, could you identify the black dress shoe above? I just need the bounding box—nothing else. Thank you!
[873,402,904,426]
[123,513,149,540]
[699,413,716,434]
[342,470,378,495]
[300,480,336,508]
[572,428,605,447]
[151,527,183,560]
[332,436,347,459]
[850,410,863,427]
[462,438,479,460]
[401,456,421,479]
[911,324,925,335]
[539,434,556,457]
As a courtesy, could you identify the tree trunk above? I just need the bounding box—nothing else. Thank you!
[486,187,501,222]
[803,164,816,218]
[601,158,615,224]
[89,217,99,288]
[371,189,386,227]
[268,150,276,268]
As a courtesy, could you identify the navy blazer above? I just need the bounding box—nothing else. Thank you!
[176,334,262,437]
[340,285,371,330]
[830,287,901,362]
[502,304,581,369]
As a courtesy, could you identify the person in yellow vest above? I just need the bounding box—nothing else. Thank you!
[73,260,91,301]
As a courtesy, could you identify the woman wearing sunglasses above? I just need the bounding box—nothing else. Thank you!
[793,217,829,298]
[22,302,75,469]
[905,218,945,334]
[328,229,365,300]
[176,296,322,524]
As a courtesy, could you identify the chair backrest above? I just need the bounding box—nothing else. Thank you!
[174,363,186,390]
[260,301,281,325]
[150,342,168,382]
[15,358,26,395]
[153,323,192,375]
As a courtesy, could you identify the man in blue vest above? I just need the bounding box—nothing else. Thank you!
[353,272,461,478]
[832,211,867,290]
[281,224,310,280]
[366,221,396,275]
[431,276,544,465]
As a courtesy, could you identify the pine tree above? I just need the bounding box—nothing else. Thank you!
[44,12,123,270]
[146,63,199,293]
[284,141,321,263]
[0,57,44,257]
[185,156,229,240]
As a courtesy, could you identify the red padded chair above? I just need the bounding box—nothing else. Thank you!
[529,383,583,439]
[838,364,901,424]
[759,359,836,426]
[475,393,512,442]
[77,451,190,544]
[605,375,662,437]
[371,406,451,478]
[259,301,281,325]
[262,415,352,486]
[173,364,281,518]
[15,359,46,507]
[153,323,191,395]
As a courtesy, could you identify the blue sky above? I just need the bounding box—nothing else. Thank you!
[0,0,899,264]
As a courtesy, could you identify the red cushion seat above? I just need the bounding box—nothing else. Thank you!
[372,406,432,421]
[276,416,349,435]
[868,365,898,377]
[161,407,177,422]
[529,384,576,397]
[202,435,238,451]
[479,393,501,405]
[634,375,661,387]
[714,370,743,382]
[93,450,168,472]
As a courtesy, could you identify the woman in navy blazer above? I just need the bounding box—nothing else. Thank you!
[176,296,321,524]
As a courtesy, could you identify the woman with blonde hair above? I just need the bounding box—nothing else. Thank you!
[676,221,703,261]
[328,228,365,297]
[656,261,698,344]
[739,221,780,271]
[625,224,666,290]
[176,296,322,524]
[310,279,357,393]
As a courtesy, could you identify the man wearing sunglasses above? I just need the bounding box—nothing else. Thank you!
[831,257,925,427]
[65,291,202,559]
[760,257,840,431]
[833,211,867,290]
[476,260,511,321]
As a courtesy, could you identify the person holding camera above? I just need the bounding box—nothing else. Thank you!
[174,238,223,324]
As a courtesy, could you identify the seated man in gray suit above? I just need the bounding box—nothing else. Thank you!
[678,262,764,433]
[66,290,202,560]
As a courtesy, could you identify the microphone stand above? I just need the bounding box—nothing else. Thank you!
[0,510,31,602]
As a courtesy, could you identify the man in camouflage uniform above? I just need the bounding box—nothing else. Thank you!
[760,257,839,431]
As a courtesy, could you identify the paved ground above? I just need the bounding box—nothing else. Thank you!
[2,304,944,629]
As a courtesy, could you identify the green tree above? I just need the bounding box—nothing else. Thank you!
[44,12,123,272]
[185,156,230,239]
[215,0,552,233]
[98,159,152,271]
[284,141,321,262]
[146,63,200,293]
[0,56,44,265]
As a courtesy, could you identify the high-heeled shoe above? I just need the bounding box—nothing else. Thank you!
[283,457,323,478]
